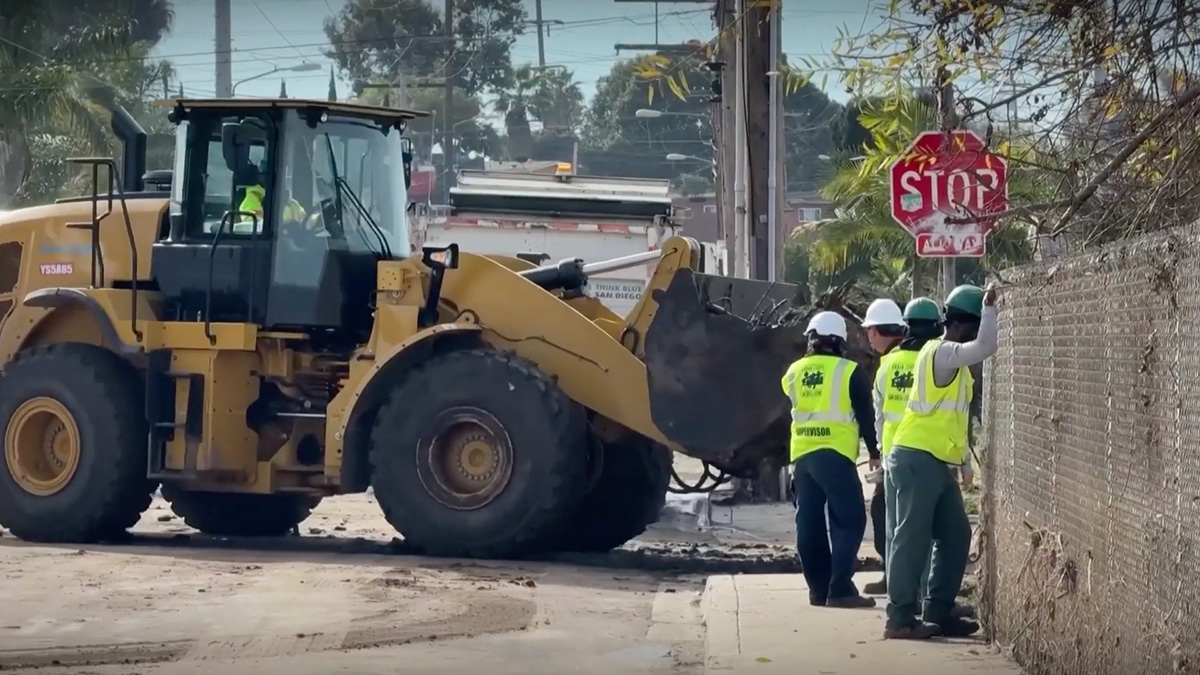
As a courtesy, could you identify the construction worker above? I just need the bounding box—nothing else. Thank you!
[235,163,306,233]
[861,298,906,355]
[783,311,879,609]
[884,284,998,640]
[859,298,906,595]
[862,297,943,595]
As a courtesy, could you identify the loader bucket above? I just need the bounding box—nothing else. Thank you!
[643,268,813,476]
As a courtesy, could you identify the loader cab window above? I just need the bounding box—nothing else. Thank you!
[272,111,409,265]
[261,110,410,339]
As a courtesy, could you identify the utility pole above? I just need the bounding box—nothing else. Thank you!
[534,0,546,67]
[937,66,959,298]
[732,0,748,278]
[442,0,455,205]
[214,0,232,97]
[766,1,782,282]
[713,0,737,275]
[742,0,771,281]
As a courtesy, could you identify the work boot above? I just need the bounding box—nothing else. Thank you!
[883,621,941,640]
[932,616,980,638]
[951,602,976,619]
[862,578,887,595]
[808,593,827,607]
[826,594,876,609]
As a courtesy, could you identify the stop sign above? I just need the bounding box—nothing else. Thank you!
[889,130,1008,257]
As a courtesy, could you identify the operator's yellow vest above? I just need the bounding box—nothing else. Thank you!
[234,185,305,232]
[875,348,919,456]
[891,339,974,464]
[781,354,859,464]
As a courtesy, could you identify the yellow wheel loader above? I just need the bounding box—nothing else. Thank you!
[0,98,807,558]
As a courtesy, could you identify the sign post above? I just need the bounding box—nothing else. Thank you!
[888,130,1009,264]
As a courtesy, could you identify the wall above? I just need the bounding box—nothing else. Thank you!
[982,224,1200,674]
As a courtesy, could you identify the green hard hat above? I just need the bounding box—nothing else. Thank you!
[944,284,985,318]
[903,297,942,322]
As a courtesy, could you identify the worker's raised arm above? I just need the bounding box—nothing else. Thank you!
[933,286,999,384]
[848,365,879,460]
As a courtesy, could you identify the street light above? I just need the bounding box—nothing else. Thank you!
[666,153,707,162]
[233,62,323,96]
[635,109,707,119]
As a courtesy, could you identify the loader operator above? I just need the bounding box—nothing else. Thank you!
[884,283,998,641]
[858,298,908,596]
[783,311,879,610]
[863,297,942,596]
[234,162,307,233]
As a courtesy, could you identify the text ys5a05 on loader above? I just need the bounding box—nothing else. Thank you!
[0,98,806,558]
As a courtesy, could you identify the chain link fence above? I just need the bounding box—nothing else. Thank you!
[982,224,1200,674]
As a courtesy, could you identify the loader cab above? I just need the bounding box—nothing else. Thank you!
[152,99,424,346]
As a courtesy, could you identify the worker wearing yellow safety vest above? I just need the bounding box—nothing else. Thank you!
[782,311,879,609]
[883,283,999,641]
[235,163,306,233]
[858,298,906,594]
[861,297,941,596]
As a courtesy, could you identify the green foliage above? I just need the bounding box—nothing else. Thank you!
[0,1,174,205]
[357,85,499,160]
[493,65,584,162]
[795,94,1040,301]
[582,55,841,190]
[324,0,526,98]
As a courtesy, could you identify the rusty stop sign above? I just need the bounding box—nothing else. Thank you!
[888,129,1008,258]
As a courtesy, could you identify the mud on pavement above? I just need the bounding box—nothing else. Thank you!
[0,547,543,670]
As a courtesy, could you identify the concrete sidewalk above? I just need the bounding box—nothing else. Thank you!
[702,574,1021,675]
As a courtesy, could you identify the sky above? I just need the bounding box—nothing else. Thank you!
[154,0,886,107]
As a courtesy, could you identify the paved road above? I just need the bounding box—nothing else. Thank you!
[0,539,705,675]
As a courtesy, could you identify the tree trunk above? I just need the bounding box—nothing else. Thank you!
[0,128,31,209]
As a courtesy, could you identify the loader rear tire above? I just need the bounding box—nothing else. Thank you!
[553,437,672,553]
[369,348,588,559]
[0,343,155,542]
[161,487,320,537]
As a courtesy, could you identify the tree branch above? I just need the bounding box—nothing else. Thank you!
[1048,84,1200,236]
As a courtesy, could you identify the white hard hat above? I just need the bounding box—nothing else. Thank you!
[805,311,848,340]
[861,298,906,328]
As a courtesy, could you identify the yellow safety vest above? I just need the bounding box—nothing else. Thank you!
[781,354,860,464]
[234,185,305,233]
[891,339,974,464]
[876,348,919,456]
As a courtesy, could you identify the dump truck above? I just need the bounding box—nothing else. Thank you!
[0,98,806,558]
[423,166,677,317]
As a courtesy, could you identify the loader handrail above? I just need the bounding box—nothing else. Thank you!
[204,211,259,344]
[65,156,144,342]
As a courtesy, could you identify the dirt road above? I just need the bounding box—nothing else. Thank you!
[0,493,713,674]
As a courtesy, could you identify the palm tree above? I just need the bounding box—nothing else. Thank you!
[796,94,1046,301]
[0,1,173,206]
[493,64,584,162]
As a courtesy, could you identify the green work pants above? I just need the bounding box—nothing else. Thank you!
[883,447,971,627]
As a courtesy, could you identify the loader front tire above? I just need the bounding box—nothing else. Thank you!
[553,437,672,553]
[161,487,320,537]
[0,343,155,542]
[369,348,588,559]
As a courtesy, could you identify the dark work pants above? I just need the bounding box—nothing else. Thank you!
[793,449,866,602]
[884,447,971,627]
[870,482,886,570]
